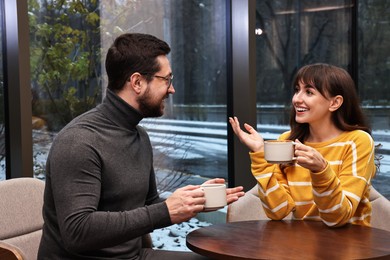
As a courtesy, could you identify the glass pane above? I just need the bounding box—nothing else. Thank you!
[255,0,352,126]
[101,0,228,192]
[29,1,102,179]
[30,0,228,193]
[0,3,5,180]
[255,0,389,199]
[358,0,390,198]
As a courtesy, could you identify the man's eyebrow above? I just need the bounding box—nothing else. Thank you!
[160,72,172,77]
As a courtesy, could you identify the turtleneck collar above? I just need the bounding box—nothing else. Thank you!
[98,88,143,130]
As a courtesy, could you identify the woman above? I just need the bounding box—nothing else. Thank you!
[230,63,376,227]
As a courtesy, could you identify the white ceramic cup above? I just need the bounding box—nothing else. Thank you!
[201,183,227,211]
[264,140,296,164]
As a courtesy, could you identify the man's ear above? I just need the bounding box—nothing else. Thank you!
[128,73,143,94]
[329,95,343,112]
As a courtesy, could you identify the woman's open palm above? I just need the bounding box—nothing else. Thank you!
[229,116,264,152]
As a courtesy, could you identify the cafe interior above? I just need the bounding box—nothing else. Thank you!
[1,1,390,259]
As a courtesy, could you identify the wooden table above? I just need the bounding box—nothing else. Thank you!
[0,242,23,260]
[186,220,390,259]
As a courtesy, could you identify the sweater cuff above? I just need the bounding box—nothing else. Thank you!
[146,202,172,230]
[310,162,332,185]
[249,151,267,164]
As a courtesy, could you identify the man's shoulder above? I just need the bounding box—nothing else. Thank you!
[54,108,102,140]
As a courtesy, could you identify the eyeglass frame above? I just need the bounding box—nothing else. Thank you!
[143,73,173,89]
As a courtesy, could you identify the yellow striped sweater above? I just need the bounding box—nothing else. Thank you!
[250,130,376,227]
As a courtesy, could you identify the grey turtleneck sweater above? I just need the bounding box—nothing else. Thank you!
[38,89,171,259]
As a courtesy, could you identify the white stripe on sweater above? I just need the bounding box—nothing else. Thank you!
[255,173,273,180]
[328,141,357,176]
[262,200,288,213]
[312,189,334,197]
[343,190,361,203]
[288,181,311,186]
[295,200,313,206]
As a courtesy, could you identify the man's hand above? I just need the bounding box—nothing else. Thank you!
[165,185,205,224]
[204,178,245,204]
[203,178,245,205]
[166,179,245,223]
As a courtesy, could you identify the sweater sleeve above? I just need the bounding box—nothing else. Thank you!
[250,151,296,220]
[310,131,376,227]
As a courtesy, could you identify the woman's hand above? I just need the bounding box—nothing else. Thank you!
[229,116,264,152]
[203,178,245,205]
[294,139,327,173]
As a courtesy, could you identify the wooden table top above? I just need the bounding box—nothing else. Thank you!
[0,242,23,260]
[186,220,390,260]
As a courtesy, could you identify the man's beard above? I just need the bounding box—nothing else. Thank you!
[137,86,166,118]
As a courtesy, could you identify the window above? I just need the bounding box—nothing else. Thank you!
[255,0,390,198]
[358,0,390,195]
[256,0,353,125]
[2,1,388,199]
[29,0,102,179]
[29,0,228,192]
[102,0,229,191]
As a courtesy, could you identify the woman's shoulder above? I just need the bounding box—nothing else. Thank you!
[342,130,374,146]
[344,129,372,139]
[279,131,292,140]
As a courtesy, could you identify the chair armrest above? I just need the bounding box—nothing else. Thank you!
[370,187,390,232]
[227,185,269,222]
[227,185,293,222]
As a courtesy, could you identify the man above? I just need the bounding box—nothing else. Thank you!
[38,33,244,259]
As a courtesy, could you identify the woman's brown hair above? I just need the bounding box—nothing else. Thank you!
[288,63,371,142]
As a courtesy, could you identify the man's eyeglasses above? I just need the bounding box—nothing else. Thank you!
[150,74,174,89]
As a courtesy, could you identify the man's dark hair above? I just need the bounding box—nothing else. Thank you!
[105,33,171,91]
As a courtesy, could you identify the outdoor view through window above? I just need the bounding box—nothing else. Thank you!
[28,0,228,194]
[1,0,386,199]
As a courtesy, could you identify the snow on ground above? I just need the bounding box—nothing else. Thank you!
[150,218,211,251]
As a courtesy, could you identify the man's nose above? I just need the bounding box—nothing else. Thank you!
[168,84,175,94]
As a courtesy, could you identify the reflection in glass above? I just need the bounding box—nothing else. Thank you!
[256,0,352,126]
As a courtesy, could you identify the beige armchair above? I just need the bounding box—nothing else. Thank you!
[226,185,272,222]
[0,177,153,260]
[0,178,45,260]
[227,184,390,232]
[369,187,390,231]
